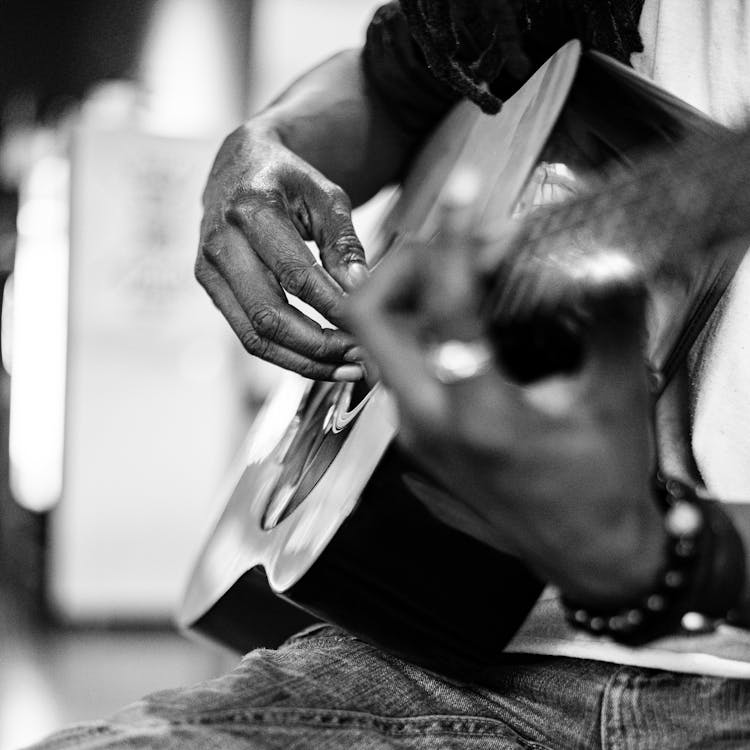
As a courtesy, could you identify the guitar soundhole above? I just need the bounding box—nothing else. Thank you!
[261,380,372,529]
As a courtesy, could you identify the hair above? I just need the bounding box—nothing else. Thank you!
[399,0,644,115]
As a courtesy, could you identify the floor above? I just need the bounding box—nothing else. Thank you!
[0,590,237,750]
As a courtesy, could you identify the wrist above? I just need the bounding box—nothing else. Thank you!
[241,115,283,144]
[251,51,417,204]
[538,491,666,608]
[557,505,667,608]
[562,477,747,644]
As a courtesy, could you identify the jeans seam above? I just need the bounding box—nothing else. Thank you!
[175,707,536,738]
[516,739,556,750]
[600,666,634,750]
[282,624,349,644]
[286,634,358,647]
[31,724,118,749]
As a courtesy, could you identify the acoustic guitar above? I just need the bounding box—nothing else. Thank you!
[178,41,749,682]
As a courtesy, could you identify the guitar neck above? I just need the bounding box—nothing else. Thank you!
[483,123,750,389]
[541,127,748,265]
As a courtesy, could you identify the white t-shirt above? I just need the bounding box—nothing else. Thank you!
[506,0,750,677]
[633,0,750,502]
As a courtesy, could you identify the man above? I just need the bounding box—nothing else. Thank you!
[30,1,750,747]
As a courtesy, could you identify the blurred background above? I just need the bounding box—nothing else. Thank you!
[0,1,385,747]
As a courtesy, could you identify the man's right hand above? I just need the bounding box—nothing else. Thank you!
[195,121,368,381]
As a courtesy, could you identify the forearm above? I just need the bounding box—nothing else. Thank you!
[251,49,425,207]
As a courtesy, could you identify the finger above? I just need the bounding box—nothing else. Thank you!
[302,176,370,293]
[346,248,446,424]
[227,193,349,326]
[419,231,484,341]
[198,258,362,380]
[196,243,359,377]
[420,168,485,338]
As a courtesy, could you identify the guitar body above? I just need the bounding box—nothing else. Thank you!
[179,42,731,682]
[180,372,546,678]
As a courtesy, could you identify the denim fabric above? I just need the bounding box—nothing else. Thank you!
[26,624,750,749]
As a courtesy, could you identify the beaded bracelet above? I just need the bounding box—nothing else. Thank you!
[561,477,746,645]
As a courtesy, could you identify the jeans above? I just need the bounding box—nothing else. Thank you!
[26,624,750,749]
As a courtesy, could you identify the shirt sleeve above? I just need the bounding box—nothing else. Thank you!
[361,3,460,136]
[361,1,644,136]
[359,1,556,135]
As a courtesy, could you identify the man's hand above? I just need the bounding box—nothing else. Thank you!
[346,222,668,607]
[195,121,368,381]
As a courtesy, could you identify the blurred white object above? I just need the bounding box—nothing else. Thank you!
[42,0,396,622]
[38,0,253,622]
[139,0,251,136]
[249,0,386,111]
[6,154,70,512]
[47,124,247,621]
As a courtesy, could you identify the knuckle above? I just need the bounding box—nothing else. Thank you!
[245,183,287,213]
[308,327,340,359]
[202,132,248,203]
[250,305,282,340]
[238,327,260,353]
[199,213,223,244]
[225,185,288,227]
[199,237,223,263]
[194,255,209,285]
[333,235,365,264]
[278,263,314,299]
[251,183,289,212]
[238,326,269,360]
[198,215,230,263]
[324,182,351,209]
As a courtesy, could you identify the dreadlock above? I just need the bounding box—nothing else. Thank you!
[400,0,514,114]
[399,0,644,115]
[582,0,644,61]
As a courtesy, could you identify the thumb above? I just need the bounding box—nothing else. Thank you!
[304,173,370,292]
[420,168,486,341]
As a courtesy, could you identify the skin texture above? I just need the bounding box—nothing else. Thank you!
[195,51,419,380]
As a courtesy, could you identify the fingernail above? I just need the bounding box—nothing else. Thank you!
[344,346,366,363]
[361,360,381,386]
[346,263,370,289]
[332,364,364,381]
